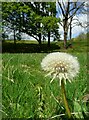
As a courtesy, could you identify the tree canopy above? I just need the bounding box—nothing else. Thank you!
[2,2,60,46]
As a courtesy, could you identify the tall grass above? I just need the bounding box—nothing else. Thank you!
[2,52,89,119]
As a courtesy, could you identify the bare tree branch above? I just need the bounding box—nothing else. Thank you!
[57,0,65,17]
[68,2,85,19]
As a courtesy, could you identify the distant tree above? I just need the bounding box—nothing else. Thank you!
[2,2,60,47]
[44,2,58,47]
[2,21,9,41]
[68,1,89,41]
[2,32,8,40]
[77,32,87,41]
[57,0,85,48]
[2,2,42,44]
[42,16,60,46]
[16,32,21,40]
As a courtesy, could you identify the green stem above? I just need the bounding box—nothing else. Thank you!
[61,80,71,118]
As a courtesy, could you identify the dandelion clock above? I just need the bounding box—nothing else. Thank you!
[41,52,79,118]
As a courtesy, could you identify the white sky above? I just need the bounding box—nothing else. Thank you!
[58,14,87,40]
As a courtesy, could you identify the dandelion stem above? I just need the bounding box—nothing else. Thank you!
[61,79,71,118]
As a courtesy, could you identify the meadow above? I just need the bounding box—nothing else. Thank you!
[2,39,89,119]
[2,39,88,53]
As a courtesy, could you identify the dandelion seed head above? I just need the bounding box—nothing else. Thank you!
[41,52,79,85]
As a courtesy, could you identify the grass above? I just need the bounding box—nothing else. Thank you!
[2,38,89,119]
[2,39,88,53]
[2,52,89,119]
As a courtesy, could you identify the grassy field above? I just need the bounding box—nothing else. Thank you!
[2,39,88,53]
[2,52,89,119]
[2,38,89,119]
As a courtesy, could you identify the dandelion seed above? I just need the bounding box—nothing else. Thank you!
[41,52,80,118]
[41,52,79,85]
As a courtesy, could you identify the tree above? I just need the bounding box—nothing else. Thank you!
[2,32,8,40]
[2,2,60,47]
[42,16,60,46]
[2,22,8,40]
[2,2,41,44]
[2,2,59,45]
[44,2,57,47]
[57,0,85,48]
[69,1,89,41]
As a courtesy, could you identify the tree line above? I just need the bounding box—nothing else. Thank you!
[2,1,88,48]
[2,2,60,47]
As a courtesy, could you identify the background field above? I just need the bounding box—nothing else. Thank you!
[2,51,89,119]
[2,39,88,53]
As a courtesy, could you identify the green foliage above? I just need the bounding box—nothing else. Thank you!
[42,16,60,32]
[2,2,60,43]
[41,16,60,40]
[74,100,88,119]
[74,32,88,42]
[2,33,8,40]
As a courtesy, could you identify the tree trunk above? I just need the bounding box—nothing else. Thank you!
[64,31,67,49]
[69,18,73,48]
[48,31,50,47]
[69,17,73,40]
[38,32,41,45]
[70,24,72,40]
[13,28,16,46]
[18,13,21,40]
[63,21,68,49]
